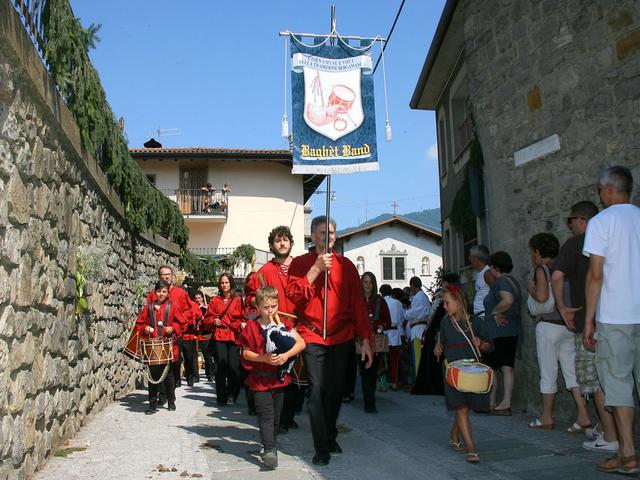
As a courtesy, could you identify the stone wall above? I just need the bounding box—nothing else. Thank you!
[0,2,180,478]
[462,0,640,413]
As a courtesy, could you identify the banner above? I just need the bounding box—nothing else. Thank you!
[290,37,379,174]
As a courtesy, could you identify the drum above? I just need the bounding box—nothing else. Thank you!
[290,356,308,387]
[328,85,355,113]
[139,337,174,366]
[123,327,142,362]
[445,359,494,394]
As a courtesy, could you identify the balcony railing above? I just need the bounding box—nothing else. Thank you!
[160,189,228,217]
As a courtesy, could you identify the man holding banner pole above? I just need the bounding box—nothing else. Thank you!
[287,215,373,466]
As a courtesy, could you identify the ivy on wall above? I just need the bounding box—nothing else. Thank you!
[41,0,189,253]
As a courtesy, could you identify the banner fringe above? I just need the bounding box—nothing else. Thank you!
[292,163,379,175]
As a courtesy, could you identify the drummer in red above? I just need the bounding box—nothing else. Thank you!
[239,285,305,469]
[136,280,186,414]
[286,215,373,466]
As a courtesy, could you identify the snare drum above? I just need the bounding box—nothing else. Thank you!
[445,359,494,394]
[328,85,355,113]
[139,337,174,366]
[290,356,308,387]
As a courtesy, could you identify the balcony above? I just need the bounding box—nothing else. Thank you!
[160,189,228,222]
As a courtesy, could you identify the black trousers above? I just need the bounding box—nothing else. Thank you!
[280,383,304,427]
[303,341,352,454]
[345,343,358,397]
[253,388,285,450]
[199,339,215,379]
[213,341,240,404]
[148,363,176,404]
[182,339,198,383]
[360,354,379,410]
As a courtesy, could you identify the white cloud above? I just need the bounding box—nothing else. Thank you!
[426,143,438,161]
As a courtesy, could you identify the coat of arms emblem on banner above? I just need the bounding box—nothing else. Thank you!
[292,53,372,141]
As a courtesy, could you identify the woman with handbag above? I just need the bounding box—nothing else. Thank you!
[526,233,591,431]
[359,272,392,413]
[482,251,522,415]
[434,284,493,463]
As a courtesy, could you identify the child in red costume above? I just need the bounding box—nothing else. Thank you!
[238,286,305,469]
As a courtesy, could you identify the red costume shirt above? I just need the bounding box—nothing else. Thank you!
[286,251,370,346]
[146,285,194,335]
[238,318,292,391]
[366,295,392,333]
[246,259,296,314]
[182,299,202,341]
[203,295,244,343]
[135,300,185,360]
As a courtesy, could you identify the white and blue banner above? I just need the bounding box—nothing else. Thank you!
[290,37,379,174]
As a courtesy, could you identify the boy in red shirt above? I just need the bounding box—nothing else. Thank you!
[136,280,186,414]
[238,286,305,469]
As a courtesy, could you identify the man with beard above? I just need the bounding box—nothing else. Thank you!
[286,216,373,466]
[246,226,300,430]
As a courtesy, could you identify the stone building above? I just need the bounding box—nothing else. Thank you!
[411,0,640,413]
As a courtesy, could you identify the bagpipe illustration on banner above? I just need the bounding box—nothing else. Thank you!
[290,36,379,174]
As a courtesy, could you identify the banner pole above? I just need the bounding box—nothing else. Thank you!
[322,174,331,340]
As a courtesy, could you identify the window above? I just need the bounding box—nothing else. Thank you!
[421,257,431,276]
[382,256,405,281]
[146,174,156,186]
[356,256,365,275]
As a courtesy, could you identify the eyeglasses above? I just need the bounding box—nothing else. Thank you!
[566,216,584,226]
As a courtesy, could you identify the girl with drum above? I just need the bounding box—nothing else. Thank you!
[136,280,186,414]
[238,286,305,469]
[358,272,392,413]
[203,273,245,407]
[433,284,493,463]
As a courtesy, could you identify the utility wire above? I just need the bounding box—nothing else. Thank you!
[373,0,405,74]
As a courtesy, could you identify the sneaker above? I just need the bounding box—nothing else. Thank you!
[145,404,157,415]
[261,448,278,469]
[167,402,176,411]
[582,434,619,452]
[585,424,602,441]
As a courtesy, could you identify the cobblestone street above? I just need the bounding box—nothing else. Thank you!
[35,379,616,480]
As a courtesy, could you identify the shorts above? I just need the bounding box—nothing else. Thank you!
[484,335,518,370]
[573,333,600,396]
[594,322,640,408]
[535,322,578,394]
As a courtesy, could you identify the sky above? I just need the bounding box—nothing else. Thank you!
[71,0,446,229]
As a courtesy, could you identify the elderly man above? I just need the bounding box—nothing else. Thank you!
[404,276,432,384]
[583,166,640,475]
[469,245,495,318]
[286,216,373,466]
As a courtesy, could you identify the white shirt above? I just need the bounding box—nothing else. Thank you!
[404,289,432,340]
[473,265,491,317]
[383,296,405,346]
[583,203,640,324]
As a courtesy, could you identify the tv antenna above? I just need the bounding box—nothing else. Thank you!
[156,128,181,138]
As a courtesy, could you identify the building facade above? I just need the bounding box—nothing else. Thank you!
[336,216,442,291]
[131,146,323,265]
[411,0,640,412]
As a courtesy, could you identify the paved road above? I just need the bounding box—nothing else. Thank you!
[35,379,616,479]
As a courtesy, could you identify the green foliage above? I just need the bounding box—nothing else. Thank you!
[180,244,257,285]
[231,244,256,268]
[40,0,188,249]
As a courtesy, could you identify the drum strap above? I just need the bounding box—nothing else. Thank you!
[148,301,172,337]
[451,316,481,362]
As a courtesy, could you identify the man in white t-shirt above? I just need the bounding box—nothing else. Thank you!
[469,245,496,318]
[583,165,640,475]
[404,277,432,384]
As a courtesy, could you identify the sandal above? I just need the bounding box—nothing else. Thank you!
[490,407,512,416]
[567,422,592,434]
[597,454,640,474]
[448,440,464,451]
[466,452,480,463]
[528,418,555,429]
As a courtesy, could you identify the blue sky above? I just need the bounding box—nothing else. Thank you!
[71,0,445,229]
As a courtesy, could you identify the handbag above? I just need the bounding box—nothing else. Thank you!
[356,296,390,354]
[444,317,494,394]
[526,265,555,316]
